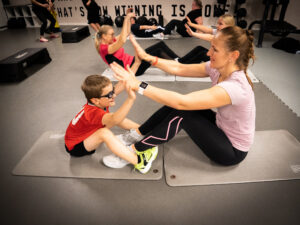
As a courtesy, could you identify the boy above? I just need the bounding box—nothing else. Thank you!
[64,75,158,174]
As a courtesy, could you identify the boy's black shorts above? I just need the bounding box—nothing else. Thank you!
[65,141,95,157]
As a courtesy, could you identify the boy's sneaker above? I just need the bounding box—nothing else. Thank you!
[135,146,158,174]
[102,131,142,169]
[120,129,143,146]
[102,145,135,169]
[103,153,130,168]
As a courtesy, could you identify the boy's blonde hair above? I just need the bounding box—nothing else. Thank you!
[220,14,235,26]
[81,75,111,103]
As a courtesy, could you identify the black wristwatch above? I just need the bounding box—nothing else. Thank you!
[138,82,148,95]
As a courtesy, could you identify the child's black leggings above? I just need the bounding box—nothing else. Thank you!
[135,106,247,166]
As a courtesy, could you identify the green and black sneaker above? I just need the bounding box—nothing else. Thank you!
[135,146,158,174]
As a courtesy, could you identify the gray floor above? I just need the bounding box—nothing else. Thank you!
[0,27,300,225]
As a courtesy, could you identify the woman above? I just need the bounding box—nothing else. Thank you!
[82,0,101,32]
[31,0,59,42]
[186,14,235,42]
[176,14,235,64]
[94,10,180,76]
[163,0,203,37]
[107,26,256,169]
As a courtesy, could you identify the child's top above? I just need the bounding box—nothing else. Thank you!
[65,103,109,150]
[99,38,134,68]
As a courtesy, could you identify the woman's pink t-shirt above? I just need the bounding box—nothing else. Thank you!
[206,61,256,151]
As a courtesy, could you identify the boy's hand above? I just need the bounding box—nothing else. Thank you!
[125,80,136,100]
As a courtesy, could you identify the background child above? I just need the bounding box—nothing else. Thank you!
[64,75,158,173]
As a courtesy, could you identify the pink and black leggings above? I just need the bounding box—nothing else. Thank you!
[135,106,247,166]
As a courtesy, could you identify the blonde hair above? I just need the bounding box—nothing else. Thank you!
[94,25,113,51]
[220,14,235,26]
[81,75,111,103]
[220,26,255,89]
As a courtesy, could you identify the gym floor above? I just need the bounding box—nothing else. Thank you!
[0,27,299,225]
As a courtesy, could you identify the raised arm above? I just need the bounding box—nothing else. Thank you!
[111,63,231,110]
[129,35,208,78]
[185,24,214,42]
[186,16,213,34]
[102,81,136,128]
[107,11,135,54]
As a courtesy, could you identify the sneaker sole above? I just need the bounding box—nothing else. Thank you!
[139,147,158,174]
[102,157,130,169]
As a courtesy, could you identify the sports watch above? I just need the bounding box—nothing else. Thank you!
[138,82,148,95]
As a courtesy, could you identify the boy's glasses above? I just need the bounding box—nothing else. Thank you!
[100,87,115,99]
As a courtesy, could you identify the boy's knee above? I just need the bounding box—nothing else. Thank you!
[96,128,115,142]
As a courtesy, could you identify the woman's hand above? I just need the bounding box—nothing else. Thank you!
[110,62,140,92]
[129,35,151,62]
[186,16,192,26]
[185,23,195,37]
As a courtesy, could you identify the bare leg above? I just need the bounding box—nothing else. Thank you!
[90,23,100,32]
[84,128,138,164]
[117,118,140,130]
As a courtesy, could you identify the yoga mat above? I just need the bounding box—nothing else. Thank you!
[102,67,175,82]
[127,34,182,40]
[12,131,163,180]
[175,69,259,83]
[164,130,300,186]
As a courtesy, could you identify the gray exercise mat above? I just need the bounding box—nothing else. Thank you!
[12,131,163,180]
[164,130,300,186]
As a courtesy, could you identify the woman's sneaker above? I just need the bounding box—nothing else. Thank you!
[135,146,158,174]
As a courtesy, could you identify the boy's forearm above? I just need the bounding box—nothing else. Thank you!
[111,98,135,125]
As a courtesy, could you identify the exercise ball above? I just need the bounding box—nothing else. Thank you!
[148,18,158,26]
[115,16,124,27]
[99,16,105,26]
[103,15,114,26]
[136,16,149,25]
[237,8,247,18]
[237,20,247,29]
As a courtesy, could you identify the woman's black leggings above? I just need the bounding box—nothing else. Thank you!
[135,41,179,76]
[32,7,56,36]
[135,106,247,166]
